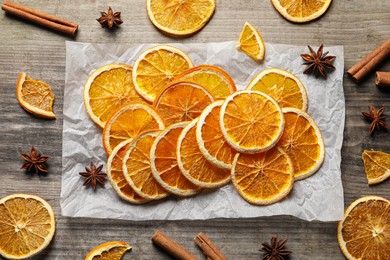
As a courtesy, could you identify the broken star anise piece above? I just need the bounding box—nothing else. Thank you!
[362,105,388,135]
[260,235,291,260]
[97,7,123,29]
[21,145,49,174]
[301,44,336,79]
[79,162,107,191]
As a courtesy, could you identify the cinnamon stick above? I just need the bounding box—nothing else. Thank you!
[376,71,390,87]
[2,1,78,36]
[152,230,197,260]
[347,39,390,82]
[194,232,226,260]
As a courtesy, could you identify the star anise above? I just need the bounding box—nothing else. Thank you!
[21,146,49,174]
[301,44,336,78]
[362,105,388,135]
[97,7,123,29]
[260,235,291,260]
[79,162,107,191]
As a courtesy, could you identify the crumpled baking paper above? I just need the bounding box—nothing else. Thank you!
[61,41,345,222]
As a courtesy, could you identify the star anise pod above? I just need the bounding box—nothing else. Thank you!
[97,7,123,29]
[79,162,107,191]
[21,146,49,174]
[301,44,336,78]
[260,235,291,260]
[362,105,388,135]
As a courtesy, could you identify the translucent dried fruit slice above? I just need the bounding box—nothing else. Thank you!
[133,45,193,102]
[106,140,150,204]
[123,131,169,200]
[84,63,146,128]
[174,65,236,99]
[102,102,165,155]
[177,119,230,188]
[271,0,332,23]
[220,90,285,153]
[146,0,216,36]
[338,196,390,260]
[84,241,131,260]
[0,194,55,259]
[362,150,390,185]
[196,100,237,169]
[153,81,214,126]
[277,108,325,180]
[231,146,294,205]
[150,122,201,196]
[16,72,56,119]
[237,21,265,62]
[246,68,308,111]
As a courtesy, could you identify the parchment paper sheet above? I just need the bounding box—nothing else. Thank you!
[61,41,345,221]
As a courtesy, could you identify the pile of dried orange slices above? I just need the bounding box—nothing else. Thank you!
[83,44,325,206]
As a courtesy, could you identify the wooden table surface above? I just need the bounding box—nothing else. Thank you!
[0,0,389,259]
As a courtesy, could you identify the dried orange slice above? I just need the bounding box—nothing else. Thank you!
[338,196,390,260]
[174,65,236,99]
[0,194,55,259]
[16,72,56,119]
[237,21,265,62]
[153,81,214,126]
[177,119,230,188]
[123,131,169,200]
[246,68,308,111]
[84,241,131,260]
[277,108,325,180]
[84,64,146,128]
[102,102,165,155]
[220,90,284,153]
[196,100,237,169]
[271,0,332,23]
[146,0,216,36]
[231,146,294,205]
[150,122,201,196]
[106,140,150,204]
[362,150,390,185]
[133,45,193,102]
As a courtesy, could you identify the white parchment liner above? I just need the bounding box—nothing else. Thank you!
[61,41,345,221]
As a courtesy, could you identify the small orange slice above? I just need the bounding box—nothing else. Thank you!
[271,0,333,23]
[338,196,390,260]
[153,81,214,126]
[123,131,169,200]
[150,122,201,196]
[16,72,56,119]
[220,90,285,153]
[231,146,294,205]
[133,45,193,102]
[84,241,131,260]
[174,65,236,99]
[196,100,237,169]
[0,194,56,259]
[237,21,265,62]
[106,140,150,204]
[362,150,390,185]
[84,64,146,128]
[146,0,216,36]
[102,102,165,155]
[246,68,308,111]
[177,119,230,188]
[277,108,325,180]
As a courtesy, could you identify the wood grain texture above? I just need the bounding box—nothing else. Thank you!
[0,0,389,259]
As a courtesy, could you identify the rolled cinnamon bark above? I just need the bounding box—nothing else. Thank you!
[195,232,226,260]
[1,1,78,36]
[152,230,197,260]
[347,39,390,82]
[376,71,390,87]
